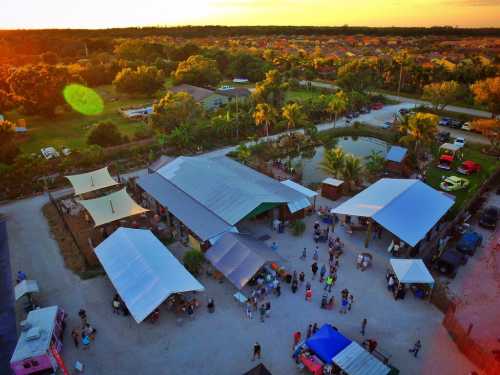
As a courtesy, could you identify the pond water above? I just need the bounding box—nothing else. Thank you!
[292,137,389,184]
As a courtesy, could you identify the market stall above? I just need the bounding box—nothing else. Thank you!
[389,259,435,299]
[10,306,67,375]
[332,341,391,375]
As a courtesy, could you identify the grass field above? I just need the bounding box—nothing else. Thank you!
[285,89,324,102]
[425,143,499,215]
[7,85,154,154]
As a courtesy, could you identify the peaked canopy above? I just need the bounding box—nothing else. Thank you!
[306,324,352,364]
[332,342,390,375]
[332,179,454,246]
[95,228,204,323]
[205,233,282,289]
[390,259,435,285]
[66,167,118,195]
[385,146,407,163]
[79,188,149,227]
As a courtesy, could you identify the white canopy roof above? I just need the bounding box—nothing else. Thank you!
[66,167,118,195]
[280,179,318,198]
[95,228,205,323]
[332,341,390,375]
[439,143,461,154]
[390,259,435,285]
[14,280,39,301]
[323,177,344,187]
[79,188,149,226]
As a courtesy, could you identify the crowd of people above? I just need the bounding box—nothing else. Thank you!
[70,309,97,350]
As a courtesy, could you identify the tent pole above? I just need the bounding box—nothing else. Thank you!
[110,200,115,214]
[364,219,372,248]
[90,175,94,187]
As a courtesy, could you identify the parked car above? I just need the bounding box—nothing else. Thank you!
[437,154,454,170]
[479,206,498,229]
[439,117,452,126]
[454,137,465,148]
[381,121,392,129]
[440,176,469,191]
[432,249,467,278]
[41,147,60,160]
[457,160,480,175]
[360,107,370,114]
[461,122,471,131]
[399,108,410,115]
[346,113,354,119]
[456,231,483,256]
[437,131,450,143]
[449,119,463,129]
[371,102,384,110]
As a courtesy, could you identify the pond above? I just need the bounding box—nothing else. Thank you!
[292,136,389,184]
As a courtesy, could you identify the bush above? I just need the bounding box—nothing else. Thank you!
[134,127,155,141]
[87,121,126,147]
[290,220,306,236]
[183,249,204,275]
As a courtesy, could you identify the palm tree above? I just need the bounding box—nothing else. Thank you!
[327,91,348,127]
[399,112,438,161]
[364,150,385,180]
[319,147,346,179]
[253,103,277,138]
[342,154,363,192]
[393,50,412,97]
[282,102,307,135]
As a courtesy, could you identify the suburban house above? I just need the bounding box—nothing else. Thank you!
[169,84,228,110]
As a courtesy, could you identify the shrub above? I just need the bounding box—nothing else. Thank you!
[183,249,204,275]
[87,121,126,147]
[134,127,155,141]
[290,220,306,236]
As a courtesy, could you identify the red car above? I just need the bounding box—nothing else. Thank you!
[457,160,481,175]
[437,154,454,170]
[371,102,384,110]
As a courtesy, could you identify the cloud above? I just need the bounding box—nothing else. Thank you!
[441,0,500,6]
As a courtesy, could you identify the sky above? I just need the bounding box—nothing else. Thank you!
[1,0,499,29]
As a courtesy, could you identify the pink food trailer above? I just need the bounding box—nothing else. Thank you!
[10,306,66,375]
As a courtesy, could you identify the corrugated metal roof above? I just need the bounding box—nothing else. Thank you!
[332,342,390,375]
[332,179,454,246]
[137,173,232,241]
[280,179,318,198]
[322,177,344,187]
[385,146,407,163]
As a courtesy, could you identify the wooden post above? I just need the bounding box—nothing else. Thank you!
[365,219,372,248]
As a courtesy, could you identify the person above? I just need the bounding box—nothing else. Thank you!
[291,279,298,293]
[305,288,312,302]
[207,298,215,313]
[16,270,27,284]
[321,294,328,309]
[365,339,377,353]
[265,301,271,317]
[329,249,334,264]
[311,262,318,279]
[293,331,302,348]
[246,303,253,320]
[409,340,422,358]
[187,304,194,319]
[319,264,327,282]
[82,333,90,350]
[301,247,307,260]
[312,323,318,334]
[112,294,121,314]
[271,242,278,252]
[340,297,348,314]
[348,294,354,311]
[252,342,261,361]
[71,328,80,348]
[276,282,281,297]
[361,318,367,336]
[259,304,266,322]
[341,288,349,300]
[84,323,96,340]
[324,275,333,292]
[299,272,305,283]
[78,309,88,327]
[388,275,395,292]
[313,246,319,261]
[306,324,313,338]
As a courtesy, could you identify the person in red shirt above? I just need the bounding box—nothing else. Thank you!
[293,331,301,348]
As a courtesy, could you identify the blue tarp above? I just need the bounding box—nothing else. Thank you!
[306,324,352,364]
[0,217,17,374]
[332,179,454,247]
[385,146,407,163]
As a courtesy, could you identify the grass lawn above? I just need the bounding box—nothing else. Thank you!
[425,143,499,215]
[7,85,154,155]
[286,89,324,102]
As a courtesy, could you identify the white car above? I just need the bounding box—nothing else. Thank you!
[454,137,466,148]
[461,122,471,131]
[41,147,60,160]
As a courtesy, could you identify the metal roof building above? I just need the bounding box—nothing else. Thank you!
[137,156,310,242]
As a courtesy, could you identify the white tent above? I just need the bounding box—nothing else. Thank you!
[66,167,118,195]
[78,188,149,226]
[390,259,434,285]
[95,228,205,323]
[332,341,391,375]
[439,143,461,155]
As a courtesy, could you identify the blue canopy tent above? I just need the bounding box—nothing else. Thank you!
[305,325,352,364]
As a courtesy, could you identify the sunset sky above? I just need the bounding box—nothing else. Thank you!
[1,0,499,29]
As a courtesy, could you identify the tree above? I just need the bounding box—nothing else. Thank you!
[229,52,268,82]
[422,81,461,111]
[235,143,252,164]
[0,90,17,112]
[113,65,165,95]
[282,103,307,134]
[341,154,363,192]
[150,92,202,132]
[166,122,196,152]
[471,119,500,154]
[319,147,346,179]
[172,55,222,87]
[337,59,381,92]
[364,150,385,180]
[7,64,79,117]
[470,77,500,117]
[253,69,288,108]
[0,120,20,164]
[327,91,348,126]
[114,40,165,63]
[399,113,438,160]
[183,249,204,275]
[40,51,59,65]
[253,103,277,137]
[393,50,412,97]
[87,121,126,147]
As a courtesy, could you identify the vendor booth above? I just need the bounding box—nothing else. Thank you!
[10,306,67,375]
[390,258,435,299]
[385,146,407,175]
[95,228,205,323]
[332,341,391,375]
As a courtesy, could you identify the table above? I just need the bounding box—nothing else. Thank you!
[300,354,323,375]
[233,292,248,305]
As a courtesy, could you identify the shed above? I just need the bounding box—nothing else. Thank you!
[321,178,344,201]
[385,146,407,175]
[439,143,461,156]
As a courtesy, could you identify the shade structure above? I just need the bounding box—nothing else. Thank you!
[332,342,390,375]
[332,179,454,247]
[439,143,461,154]
[14,280,39,301]
[280,180,318,198]
[306,324,352,364]
[95,228,204,323]
[65,167,118,195]
[205,233,283,289]
[78,188,149,227]
[385,146,407,163]
[322,178,344,187]
[243,364,272,375]
[390,259,435,285]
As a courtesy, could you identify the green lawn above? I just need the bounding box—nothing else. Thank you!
[286,89,324,102]
[7,85,154,155]
[425,143,499,215]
